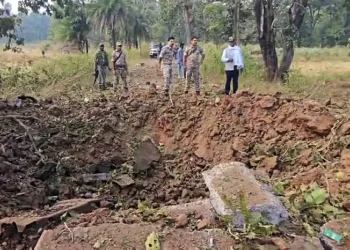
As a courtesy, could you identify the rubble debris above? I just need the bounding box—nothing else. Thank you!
[113,174,134,188]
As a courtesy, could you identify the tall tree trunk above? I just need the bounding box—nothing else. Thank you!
[277,0,308,81]
[138,38,142,56]
[254,0,278,81]
[85,39,89,54]
[184,4,193,44]
[111,16,117,50]
[235,0,240,44]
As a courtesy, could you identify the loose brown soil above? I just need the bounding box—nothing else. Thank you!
[1,60,350,249]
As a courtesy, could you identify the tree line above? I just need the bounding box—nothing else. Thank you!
[1,0,350,81]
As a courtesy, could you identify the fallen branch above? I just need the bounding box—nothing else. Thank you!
[13,117,46,165]
[0,115,40,121]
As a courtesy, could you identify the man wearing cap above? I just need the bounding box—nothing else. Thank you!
[112,42,129,92]
[221,37,244,95]
[94,43,110,90]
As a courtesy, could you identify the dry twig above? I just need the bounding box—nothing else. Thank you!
[64,222,74,242]
[13,117,46,164]
[0,115,40,121]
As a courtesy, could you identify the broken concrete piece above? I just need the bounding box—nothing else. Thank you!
[175,214,188,228]
[134,138,161,171]
[0,199,99,233]
[113,174,134,188]
[34,223,235,250]
[320,217,350,250]
[202,162,288,227]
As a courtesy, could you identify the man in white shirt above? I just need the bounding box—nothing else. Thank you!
[221,36,244,95]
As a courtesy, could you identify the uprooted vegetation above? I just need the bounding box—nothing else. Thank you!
[1,81,350,248]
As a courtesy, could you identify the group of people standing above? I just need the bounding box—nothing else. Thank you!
[158,36,244,96]
[94,42,129,91]
[94,36,245,96]
[159,36,205,96]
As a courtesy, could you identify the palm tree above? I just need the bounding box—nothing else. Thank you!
[51,0,91,53]
[88,0,128,49]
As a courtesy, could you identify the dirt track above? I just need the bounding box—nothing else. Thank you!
[1,60,350,249]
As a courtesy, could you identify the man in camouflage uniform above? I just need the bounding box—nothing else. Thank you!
[184,37,205,95]
[112,42,128,92]
[94,43,110,90]
[159,36,175,96]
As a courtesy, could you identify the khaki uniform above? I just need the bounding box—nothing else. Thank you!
[159,45,174,91]
[95,50,109,88]
[185,45,204,92]
[112,50,128,89]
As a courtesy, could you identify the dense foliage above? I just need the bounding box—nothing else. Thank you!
[1,0,350,80]
[1,0,350,47]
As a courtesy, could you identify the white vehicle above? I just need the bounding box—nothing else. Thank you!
[149,44,160,59]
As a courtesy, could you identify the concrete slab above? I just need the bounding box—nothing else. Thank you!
[202,162,288,227]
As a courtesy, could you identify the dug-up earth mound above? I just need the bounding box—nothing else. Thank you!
[1,87,350,249]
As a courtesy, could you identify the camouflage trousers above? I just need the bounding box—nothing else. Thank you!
[114,67,128,89]
[97,65,107,87]
[162,64,173,91]
[186,66,200,92]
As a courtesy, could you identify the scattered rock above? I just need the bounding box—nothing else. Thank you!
[99,200,112,208]
[202,162,288,227]
[259,96,275,109]
[215,97,220,104]
[231,138,245,152]
[194,144,213,161]
[196,219,210,230]
[305,115,334,136]
[341,149,350,169]
[181,189,189,198]
[175,214,188,228]
[340,122,350,135]
[89,162,114,174]
[82,173,109,183]
[149,83,157,95]
[345,238,350,250]
[113,174,134,188]
[259,156,278,172]
[134,138,161,171]
[93,240,102,249]
[342,200,350,212]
